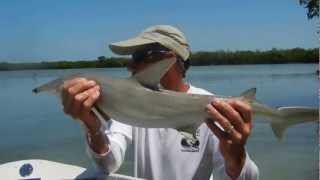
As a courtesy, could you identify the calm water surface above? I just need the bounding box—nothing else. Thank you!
[0,64,318,180]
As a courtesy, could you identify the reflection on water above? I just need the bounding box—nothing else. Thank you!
[0,64,318,180]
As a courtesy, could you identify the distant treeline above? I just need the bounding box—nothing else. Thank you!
[0,48,317,71]
[0,57,129,71]
[189,48,318,65]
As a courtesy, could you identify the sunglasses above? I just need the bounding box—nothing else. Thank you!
[132,49,172,64]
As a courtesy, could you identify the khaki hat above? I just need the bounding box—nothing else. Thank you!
[109,25,190,60]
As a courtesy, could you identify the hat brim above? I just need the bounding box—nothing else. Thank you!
[109,37,156,55]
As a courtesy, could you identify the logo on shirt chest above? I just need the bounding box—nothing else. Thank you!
[180,129,200,152]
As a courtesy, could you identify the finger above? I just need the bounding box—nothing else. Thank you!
[82,85,101,112]
[227,100,253,136]
[205,118,228,141]
[211,99,245,131]
[62,78,87,106]
[206,103,233,132]
[227,100,253,124]
[63,78,87,90]
[63,80,96,115]
[69,90,91,118]
[232,101,253,122]
[206,104,243,144]
[67,80,96,97]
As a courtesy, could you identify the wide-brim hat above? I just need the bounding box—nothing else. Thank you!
[109,25,190,61]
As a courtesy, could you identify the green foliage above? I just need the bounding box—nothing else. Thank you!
[0,48,317,71]
[189,48,317,66]
[97,56,107,62]
[46,57,129,69]
[299,0,319,19]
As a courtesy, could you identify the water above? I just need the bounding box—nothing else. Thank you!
[0,64,318,180]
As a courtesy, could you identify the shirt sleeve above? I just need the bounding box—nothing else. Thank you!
[209,134,259,180]
[86,119,132,174]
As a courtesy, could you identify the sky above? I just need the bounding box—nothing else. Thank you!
[0,0,318,62]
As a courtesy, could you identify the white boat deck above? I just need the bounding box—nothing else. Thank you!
[0,159,145,180]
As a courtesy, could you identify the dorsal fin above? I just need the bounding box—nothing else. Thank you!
[240,88,256,100]
[133,57,176,89]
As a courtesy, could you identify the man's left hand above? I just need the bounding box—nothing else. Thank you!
[205,99,253,179]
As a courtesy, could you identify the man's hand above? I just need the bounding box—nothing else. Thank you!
[62,78,101,131]
[205,99,253,179]
[62,78,109,154]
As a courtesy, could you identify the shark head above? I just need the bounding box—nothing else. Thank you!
[32,77,65,95]
[32,74,81,95]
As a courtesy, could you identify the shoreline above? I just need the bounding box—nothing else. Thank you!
[0,62,317,72]
[0,48,317,71]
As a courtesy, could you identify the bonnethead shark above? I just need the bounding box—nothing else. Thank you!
[33,57,318,143]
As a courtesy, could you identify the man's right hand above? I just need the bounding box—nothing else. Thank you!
[62,78,101,131]
[62,78,109,154]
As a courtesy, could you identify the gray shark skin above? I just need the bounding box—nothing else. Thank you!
[33,58,318,141]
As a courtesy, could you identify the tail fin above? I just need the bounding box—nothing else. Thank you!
[270,106,318,141]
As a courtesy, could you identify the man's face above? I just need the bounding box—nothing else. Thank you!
[128,49,176,75]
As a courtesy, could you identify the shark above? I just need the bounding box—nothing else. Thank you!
[33,57,318,143]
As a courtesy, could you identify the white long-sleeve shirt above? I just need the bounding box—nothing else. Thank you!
[87,85,259,180]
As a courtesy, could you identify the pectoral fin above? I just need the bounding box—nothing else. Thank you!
[132,57,176,89]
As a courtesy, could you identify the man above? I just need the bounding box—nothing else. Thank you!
[62,25,259,180]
